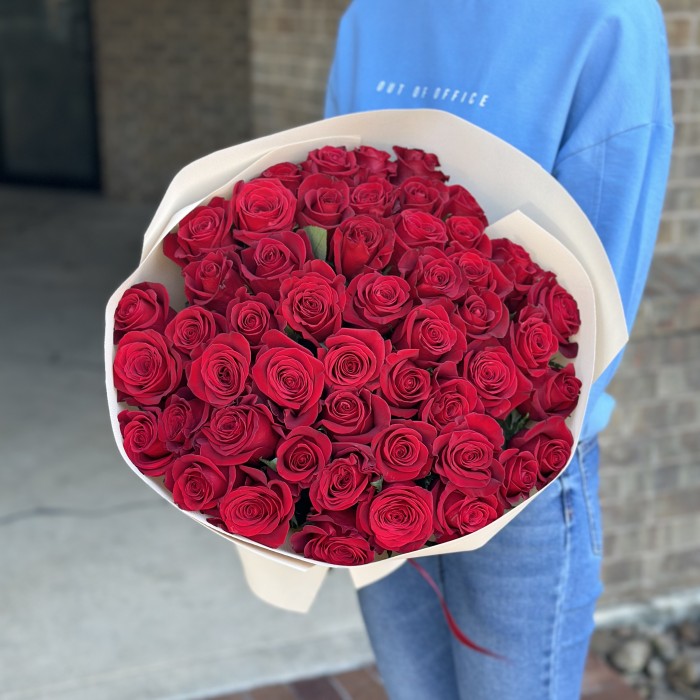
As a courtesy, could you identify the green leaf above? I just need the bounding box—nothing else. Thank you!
[549,358,565,370]
[259,457,278,472]
[304,226,329,261]
[371,478,384,492]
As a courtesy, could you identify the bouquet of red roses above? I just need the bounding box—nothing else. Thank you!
[105,110,626,614]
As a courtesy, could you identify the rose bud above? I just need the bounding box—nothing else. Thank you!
[510,416,574,487]
[276,426,332,488]
[393,209,447,261]
[197,397,281,467]
[278,260,346,345]
[420,362,483,431]
[233,177,297,233]
[371,420,436,482]
[158,390,209,453]
[343,272,414,332]
[119,408,174,477]
[329,214,395,277]
[319,328,390,391]
[491,238,541,309]
[165,306,226,359]
[527,272,581,358]
[251,330,325,428]
[162,197,234,266]
[392,299,467,367]
[301,145,360,184]
[183,250,245,315]
[445,216,491,256]
[114,282,175,343]
[458,288,509,341]
[391,146,448,185]
[396,176,449,217]
[260,161,303,195]
[219,471,294,548]
[448,248,513,299]
[399,246,467,302]
[349,177,397,218]
[521,364,581,421]
[463,345,533,420]
[506,306,559,377]
[238,231,311,297]
[185,332,251,407]
[113,330,182,407]
[291,513,375,565]
[443,184,488,227]
[225,288,282,351]
[433,481,503,543]
[432,413,505,496]
[354,145,397,181]
[318,389,391,444]
[166,454,228,512]
[296,173,351,229]
[357,483,434,554]
[379,349,432,418]
[310,449,373,512]
[499,448,539,506]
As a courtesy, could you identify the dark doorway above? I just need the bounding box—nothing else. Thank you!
[0,0,99,188]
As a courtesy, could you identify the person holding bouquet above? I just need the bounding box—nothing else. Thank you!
[324,1,674,698]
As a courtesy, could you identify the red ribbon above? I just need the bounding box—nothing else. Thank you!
[408,559,508,661]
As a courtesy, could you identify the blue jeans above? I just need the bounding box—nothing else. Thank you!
[357,438,604,700]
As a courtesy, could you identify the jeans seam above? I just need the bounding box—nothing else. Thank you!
[577,442,603,557]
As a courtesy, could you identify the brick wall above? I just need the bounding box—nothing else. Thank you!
[248,1,700,609]
[92,0,251,201]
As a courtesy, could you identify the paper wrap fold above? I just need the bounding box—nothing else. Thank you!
[105,109,627,613]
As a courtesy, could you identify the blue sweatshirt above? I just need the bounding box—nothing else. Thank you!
[325,0,674,441]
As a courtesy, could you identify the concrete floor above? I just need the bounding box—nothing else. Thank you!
[0,187,371,700]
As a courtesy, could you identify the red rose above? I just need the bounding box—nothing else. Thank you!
[510,416,574,486]
[113,330,182,407]
[371,420,436,482]
[165,306,226,359]
[354,145,397,180]
[234,178,297,233]
[219,472,294,548]
[349,177,397,218]
[357,483,434,553]
[290,513,374,565]
[433,482,503,543]
[318,389,391,444]
[463,345,533,419]
[276,427,332,488]
[260,162,303,195]
[399,246,467,302]
[163,197,234,266]
[432,414,505,495]
[183,250,244,314]
[296,173,351,229]
[448,249,513,299]
[114,282,175,343]
[239,231,310,298]
[393,210,447,260]
[167,454,228,512]
[319,328,389,391]
[491,238,541,309]
[118,408,173,476]
[379,349,432,418]
[198,397,280,466]
[251,330,324,428]
[420,362,482,431]
[310,447,373,512]
[443,184,488,227]
[278,260,346,345]
[329,214,395,277]
[458,289,509,341]
[506,306,559,376]
[225,289,281,351]
[186,332,251,406]
[392,299,467,367]
[527,272,581,358]
[397,176,449,217]
[445,216,491,256]
[522,363,581,421]
[344,272,413,331]
[392,146,448,185]
[158,390,209,452]
[301,145,360,183]
[499,449,539,506]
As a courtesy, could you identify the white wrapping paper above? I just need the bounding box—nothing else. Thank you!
[105,109,627,613]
